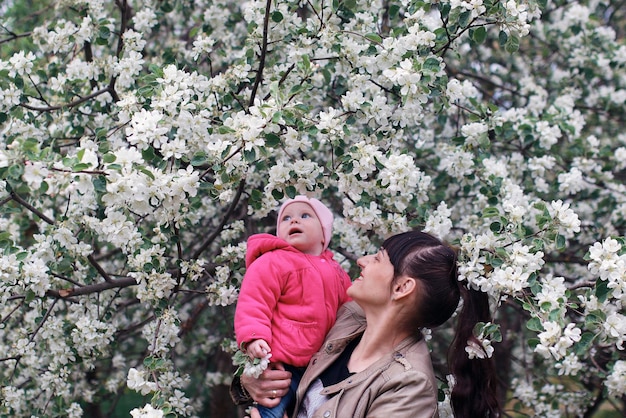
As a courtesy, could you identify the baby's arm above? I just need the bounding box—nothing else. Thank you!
[246,338,271,359]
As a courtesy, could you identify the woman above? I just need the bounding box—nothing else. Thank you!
[232,231,500,418]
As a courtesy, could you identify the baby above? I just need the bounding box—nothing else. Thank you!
[234,195,352,418]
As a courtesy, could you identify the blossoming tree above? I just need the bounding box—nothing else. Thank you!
[1,0,625,416]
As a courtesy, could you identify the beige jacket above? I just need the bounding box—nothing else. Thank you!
[292,301,439,418]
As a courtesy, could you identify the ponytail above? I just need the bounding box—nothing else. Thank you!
[449,286,500,418]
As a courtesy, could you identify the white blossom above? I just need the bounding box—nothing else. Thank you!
[605,361,626,397]
[130,404,164,418]
[8,51,36,77]
[127,368,158,395]
[548,200,581,237]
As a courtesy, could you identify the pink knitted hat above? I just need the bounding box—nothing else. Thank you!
[276,195,334,250]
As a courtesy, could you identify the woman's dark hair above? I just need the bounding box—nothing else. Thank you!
[382,231,500,418]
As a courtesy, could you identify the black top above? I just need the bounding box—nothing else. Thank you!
[319,335,360,387]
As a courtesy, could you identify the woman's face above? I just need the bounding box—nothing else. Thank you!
[348,249,395,305]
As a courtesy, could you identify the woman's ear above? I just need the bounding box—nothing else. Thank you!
[392,276,417,300]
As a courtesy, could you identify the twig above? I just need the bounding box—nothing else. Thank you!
[50,167,107,175]
[192,179,246,259]
[0,32,31,45]
[88,254,114,283]
[54,276,137,298]
[10,191,55,225]
[1,298,25,324]
[50,272,84,288]
[249,0,273,106]
[20,87,111,112]
[178,299,209,337]
[28,299,58,343]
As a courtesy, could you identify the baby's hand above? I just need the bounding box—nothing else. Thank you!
[246,339,271,359]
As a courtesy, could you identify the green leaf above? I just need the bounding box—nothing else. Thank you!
[595,279,610,302]
[458,11,471,28]
[526,316,543,332]
[160,1,174,12]
[8,164,24,179]
[72,163,91,172]
[472,26,487,44]
[423,57,440,72]
[244,148,256,162]
[489,221,502,233]
[531,238,544,251]
[289,84,307,95]
[265,133,280,147]
[218,126,235,134]
[190,152,207,166]
[482,207,500,218]
[271,189,284,201]
[299,54,311,73]
[14,75,24,89]
[99,25,111,39]
[0,231,13,249]
[555,234,566,250]
[93,176,107,193]
[102,153,116,164]
[574,332,595,356]
[505,36,520,53]
[271,11,283,22]
[341,0,357,11]
[249,189,263,210]
[138,167,155,180]
[143,356,156,368]
[498,30,508,47]
[365,33,382,44]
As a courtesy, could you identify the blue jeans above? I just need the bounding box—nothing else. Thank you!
[256,365,303,418]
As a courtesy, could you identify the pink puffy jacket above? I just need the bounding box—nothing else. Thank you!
[234,234,352,367]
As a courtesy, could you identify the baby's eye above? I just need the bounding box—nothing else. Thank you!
[282,215,292,222]
[301,213,312,219]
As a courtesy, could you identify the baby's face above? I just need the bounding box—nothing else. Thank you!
[277,202,325,255]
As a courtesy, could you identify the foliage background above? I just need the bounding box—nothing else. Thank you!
[1,0,625,417]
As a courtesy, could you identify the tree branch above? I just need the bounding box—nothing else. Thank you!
[10,191,55,225]
[0,31,31,45]
[249,0,273,106]
[53,276,137,298]
[1,297,24,324]
[178,299,209,338]
[28,299,58,343]
[0,194,12,207]
[87,254,114,283]
[19,87,112,112]
[192,179,246,259]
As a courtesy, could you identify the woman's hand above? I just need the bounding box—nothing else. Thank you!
[241,362,292,408]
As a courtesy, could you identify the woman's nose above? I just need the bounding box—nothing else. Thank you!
[356,255,369,268]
